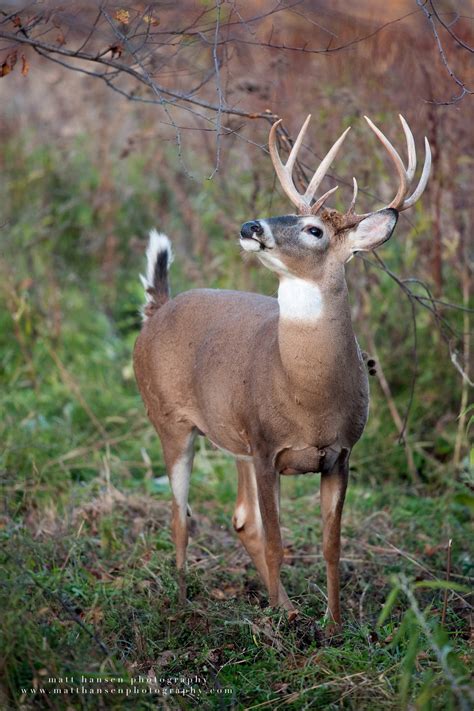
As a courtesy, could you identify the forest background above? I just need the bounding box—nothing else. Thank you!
[0,1,472,709]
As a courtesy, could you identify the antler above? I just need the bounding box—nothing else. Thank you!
[347,114,431,218]
[269,114,431,220]
[268,115,350,215]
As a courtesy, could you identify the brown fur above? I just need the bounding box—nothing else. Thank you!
[133,207,398,623]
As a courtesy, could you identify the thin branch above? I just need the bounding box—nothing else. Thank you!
[100,8,188,175]
[417,0,473,104]
[21,567,110,657]
[429,1,473,53]
[0,29,278,121]
[441,538,453,626]
[206,8,422,54]
[208,0,223,179]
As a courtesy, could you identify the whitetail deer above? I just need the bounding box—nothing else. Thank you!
[134,114,431,625]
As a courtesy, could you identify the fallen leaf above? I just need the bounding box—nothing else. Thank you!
[273,682,290,693]
[210,588,226,600]
[423,543,446,556]
[156,650,175,666]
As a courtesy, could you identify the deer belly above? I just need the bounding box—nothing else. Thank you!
[203,427,253,461]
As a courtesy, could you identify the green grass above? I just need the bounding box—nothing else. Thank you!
[1,133,472,710]
[2,461,472,709]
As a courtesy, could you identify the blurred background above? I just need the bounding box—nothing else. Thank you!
[0,2,472,709]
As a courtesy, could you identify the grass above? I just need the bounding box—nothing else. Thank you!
[1,133,473,710]
[1,453,472,709]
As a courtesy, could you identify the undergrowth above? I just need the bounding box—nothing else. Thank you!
[0,133,472,709]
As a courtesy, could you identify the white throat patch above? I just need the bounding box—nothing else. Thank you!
[278,277,324,322]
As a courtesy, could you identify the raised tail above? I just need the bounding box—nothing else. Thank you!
[140,229,174,321]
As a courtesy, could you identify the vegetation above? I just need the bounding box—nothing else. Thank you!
[0,3,472,709]
[1,120,472,710]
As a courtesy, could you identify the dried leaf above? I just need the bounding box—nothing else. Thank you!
[210,588,226,600]
[115,9,130,24]
[159,650,175,664]
[273,682,290,693]
[143,14,160,26]
[21,54,29,77]
[109,44,123,59]
[0,51,17,78]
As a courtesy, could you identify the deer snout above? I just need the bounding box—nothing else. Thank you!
[240,220,276,253]
[241,221,264,239]
[240,221,268,252]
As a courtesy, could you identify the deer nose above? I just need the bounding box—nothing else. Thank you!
[240,221,264,239]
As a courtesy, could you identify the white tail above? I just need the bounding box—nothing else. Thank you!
[139,229,173,321]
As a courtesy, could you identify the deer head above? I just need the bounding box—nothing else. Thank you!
[240,115,431,283]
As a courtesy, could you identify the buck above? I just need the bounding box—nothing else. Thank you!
[133,114,431,625]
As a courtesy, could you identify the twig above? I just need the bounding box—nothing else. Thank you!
[208,0,223,179]
[417,0,473,104]
[376,536,473,610]
[42,421,146,472]
[0,29,277,122]
[20,567,111,657]
[217,8,422,55]
[454,261,471,463]
[100,8,190,177]
[360,287,419,482]
[361,254,471,382]
[245,671,367,710]
[429,1,473,53]
[441,538,452,626]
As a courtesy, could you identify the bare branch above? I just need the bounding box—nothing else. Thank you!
[429,1,473,53]
[417,0,473,104]
[209,0,223,178]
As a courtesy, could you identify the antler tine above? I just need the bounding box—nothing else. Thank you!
[348,177,358,214]
[269,116,348,214]
[304,126,351,204]
[362,115,431,213]
[286,114,311,175]
[364,116,408,209]
[311,186,339,215]
[402,137,432,209]
[399,114,417,183]
[269,118,308,212]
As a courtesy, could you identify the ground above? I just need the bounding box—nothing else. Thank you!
[2,437,472,709]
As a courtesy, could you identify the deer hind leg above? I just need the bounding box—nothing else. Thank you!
[233,459,293,611]
[320,449,349,626]
[160,426,197,602]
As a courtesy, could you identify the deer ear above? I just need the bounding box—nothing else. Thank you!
[347,208,398,254]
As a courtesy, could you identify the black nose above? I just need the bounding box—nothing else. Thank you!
[240,220,264,239]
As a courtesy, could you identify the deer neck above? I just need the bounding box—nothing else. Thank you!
[276,269,358,391]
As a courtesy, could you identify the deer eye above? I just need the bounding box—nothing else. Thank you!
[306,226,323,238]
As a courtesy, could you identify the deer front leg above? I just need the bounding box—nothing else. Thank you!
[233,460,293,611]
[320,450,349,626]
[249,457,288,609]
